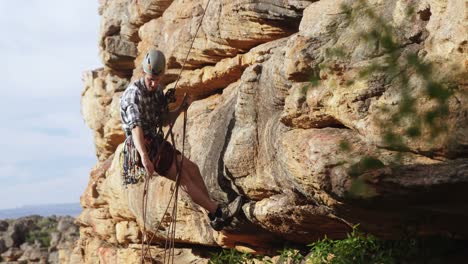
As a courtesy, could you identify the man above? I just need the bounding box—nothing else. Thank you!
[120,49,242,231]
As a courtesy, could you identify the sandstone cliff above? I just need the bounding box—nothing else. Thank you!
[77,0,467,263]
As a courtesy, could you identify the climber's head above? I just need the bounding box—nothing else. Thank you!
[142,49,166,92]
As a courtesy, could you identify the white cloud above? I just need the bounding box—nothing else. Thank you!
[0,126,95,164]
[0,1,99,36]
[0,1,102,210]
[0,0,102,98]
[12,110,90,136]
[0,165,91,210]
[0,163,30,181]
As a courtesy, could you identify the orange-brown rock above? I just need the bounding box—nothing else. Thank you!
[78,0,468,262]
[81,69,127,161]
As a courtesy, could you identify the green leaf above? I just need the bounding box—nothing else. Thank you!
[426,82,451,101]
[405,126,421,138]
[339,140,352,152]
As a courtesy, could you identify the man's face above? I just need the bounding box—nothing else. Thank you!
[144,73,161,92]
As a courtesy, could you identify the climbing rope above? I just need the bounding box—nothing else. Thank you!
[139,115,184,263]
[139,0,212,262]
[139,108,187,264]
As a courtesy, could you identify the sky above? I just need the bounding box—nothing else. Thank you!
[0,1,102,209]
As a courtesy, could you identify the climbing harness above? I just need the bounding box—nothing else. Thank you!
[121,132,165,187]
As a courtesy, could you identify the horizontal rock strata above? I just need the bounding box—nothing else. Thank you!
[78,0,468,262]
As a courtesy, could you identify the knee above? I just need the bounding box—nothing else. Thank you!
[184,159,200,174]
[179,163,198,184]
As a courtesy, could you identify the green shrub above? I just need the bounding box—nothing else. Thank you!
[278,248,305,263]
[25,217,57,247]
[306,226,465,264]
[209,225,466,264]
[26,229,52,247]
[307,227,399,264]
[209,249,260,264]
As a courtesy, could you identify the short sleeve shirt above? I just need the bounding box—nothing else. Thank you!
[120,78,168,135]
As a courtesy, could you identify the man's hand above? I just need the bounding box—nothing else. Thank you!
[141,154,154,178]
[180,94,192,111]
[165,88,176,103]
[131,127,154,178]
[166,94,192,125]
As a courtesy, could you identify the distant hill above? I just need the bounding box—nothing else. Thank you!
[0,203,82,219]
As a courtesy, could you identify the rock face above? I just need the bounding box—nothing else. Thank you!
[78,0,467,262]
[0,216,79,263]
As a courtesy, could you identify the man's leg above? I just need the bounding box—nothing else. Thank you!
[163,152,244,231]
[165,154,218,214]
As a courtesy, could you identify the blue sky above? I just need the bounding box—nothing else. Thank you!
[0,1,101,209]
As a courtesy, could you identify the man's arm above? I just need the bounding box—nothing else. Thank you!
[131,126,154,176]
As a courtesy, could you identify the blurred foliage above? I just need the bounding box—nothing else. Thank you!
[209,247,305,264]
[325,0,459,150]
[304,0,464,198]
[278,248,305,263]
[209,249,263,264]
[307,226,400,264]
[348,156,385,177]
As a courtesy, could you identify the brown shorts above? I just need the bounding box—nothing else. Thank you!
[146,135,180,176]
[126,134,180,177]
[145,137,181,176]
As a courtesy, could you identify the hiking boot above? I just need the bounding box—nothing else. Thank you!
[209,196,243,231]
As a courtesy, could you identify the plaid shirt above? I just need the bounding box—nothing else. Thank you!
[120,78,168,136]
